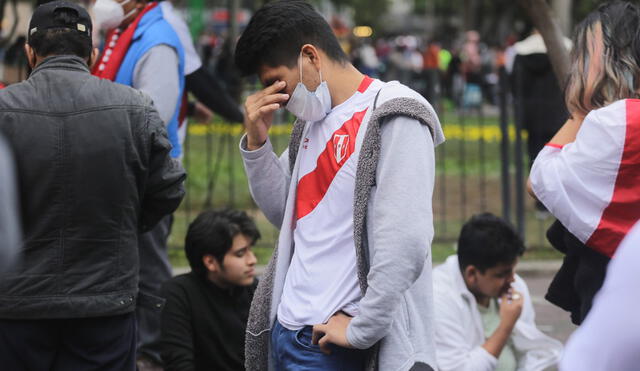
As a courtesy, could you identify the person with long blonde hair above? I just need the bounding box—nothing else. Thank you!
[528,0,640,324]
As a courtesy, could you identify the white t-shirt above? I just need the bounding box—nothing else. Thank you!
[478,300,517,371]
[277,76,383,330]
[160,1,202,75]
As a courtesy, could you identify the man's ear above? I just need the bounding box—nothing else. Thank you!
[300,43,321,71]
[88,47,100,69]
[463,265,478,285]
[202,254,220,273]
[24,44,37,69]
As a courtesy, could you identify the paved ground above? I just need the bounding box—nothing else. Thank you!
[518,263,577,345]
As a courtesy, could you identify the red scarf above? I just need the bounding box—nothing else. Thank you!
[92,2,158,80]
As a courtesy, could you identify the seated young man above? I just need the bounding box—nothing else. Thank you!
[159,209,260,371]
[433,213,563,371]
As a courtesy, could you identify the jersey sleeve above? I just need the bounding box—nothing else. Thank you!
[530,101,627,244]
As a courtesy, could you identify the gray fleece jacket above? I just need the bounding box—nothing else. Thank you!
[239,81,445,371]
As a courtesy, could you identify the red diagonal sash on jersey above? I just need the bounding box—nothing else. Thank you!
[586,99,640,257]
[358,75,373,93]
[296,108,368,220]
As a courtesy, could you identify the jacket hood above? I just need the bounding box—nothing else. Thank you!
[514,34,572,56]
[514,34,572,73]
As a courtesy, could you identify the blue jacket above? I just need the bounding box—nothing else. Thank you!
[116,4,185,158]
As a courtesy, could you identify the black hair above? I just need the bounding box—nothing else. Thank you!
[28,7,92,59]
[185,209,261,275]
[457,213,525,273]
[234,0,348,76]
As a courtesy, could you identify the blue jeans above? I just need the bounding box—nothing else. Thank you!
[271,320,367,370]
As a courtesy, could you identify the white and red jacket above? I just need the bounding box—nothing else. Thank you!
[530,99,640,257]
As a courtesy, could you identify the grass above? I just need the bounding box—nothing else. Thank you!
[168,106,561,268]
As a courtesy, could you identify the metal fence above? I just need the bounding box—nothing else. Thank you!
[174,70,556,257]
[430,67,555,249]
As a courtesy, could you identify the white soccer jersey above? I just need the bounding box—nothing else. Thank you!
[277,76,384,330]
[530,99,640,257]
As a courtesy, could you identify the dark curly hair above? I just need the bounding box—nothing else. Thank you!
[457,213,525,273]
[234,0,348,76]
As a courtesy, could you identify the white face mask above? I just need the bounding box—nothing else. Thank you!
[93,0,136,31]
[285,54,332,122]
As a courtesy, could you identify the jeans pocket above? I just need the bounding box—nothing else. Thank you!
[294,327,323,353]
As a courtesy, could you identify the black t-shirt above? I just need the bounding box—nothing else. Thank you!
[159,272,256,371]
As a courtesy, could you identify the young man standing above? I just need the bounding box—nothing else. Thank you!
[433,213,562,371]
[159,209,260,371]
[0,2,185,369]
[235,1,444,370]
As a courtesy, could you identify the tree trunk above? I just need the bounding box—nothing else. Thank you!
[463,0,480,30]
[552,0,573,36]
[228,0,239,54]
[518,0,571,86]
[482,0,516,46]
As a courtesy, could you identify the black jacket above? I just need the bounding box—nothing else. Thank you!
[0,55,186,319]
[160,272,256,371]
[0,133,20,273]
[545,220,610,325]
[511,35,568,134]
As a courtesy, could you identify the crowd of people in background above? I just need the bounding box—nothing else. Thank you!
[349,31,501,110]
[1,0,640,371]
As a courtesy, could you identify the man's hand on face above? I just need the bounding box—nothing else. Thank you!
[499,288,524,329]
[311,312,354,355]
[244,81,289,151]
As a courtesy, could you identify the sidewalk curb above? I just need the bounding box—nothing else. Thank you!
[515,260,562,275]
